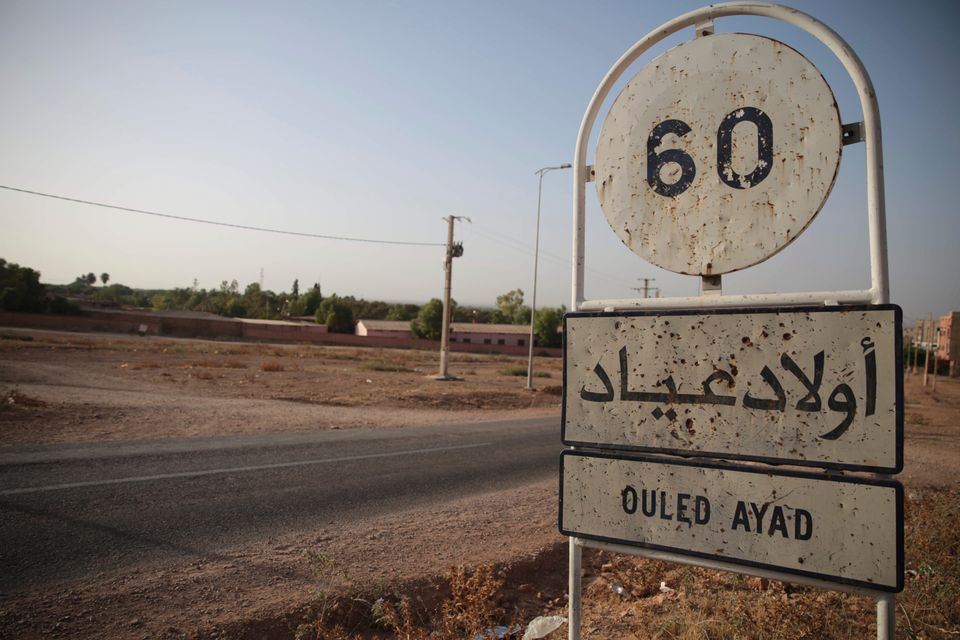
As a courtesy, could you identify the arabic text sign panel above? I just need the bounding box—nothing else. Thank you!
[563,305,902,472]
[560,451,903,592]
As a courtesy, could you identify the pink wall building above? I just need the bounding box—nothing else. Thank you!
[355,319,413,338]
[449,322,530,347]
[937,311,960,376]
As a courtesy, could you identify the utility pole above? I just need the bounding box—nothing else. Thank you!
[923,313,933,387]
[436,215,469,380]
[932,326,940,392]
[910,320,920,374]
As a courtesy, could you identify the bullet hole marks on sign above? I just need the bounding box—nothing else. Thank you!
[620,486,813,541]
[579,337,878,441]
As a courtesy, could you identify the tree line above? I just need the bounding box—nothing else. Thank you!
[1,258,565,347]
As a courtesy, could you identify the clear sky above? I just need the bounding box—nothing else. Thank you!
[1,0,957,325]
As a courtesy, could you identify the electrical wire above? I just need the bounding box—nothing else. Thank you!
[0,185,445,247]
[469,222,639,289]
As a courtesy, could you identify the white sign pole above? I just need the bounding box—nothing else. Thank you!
[567,3,894,639]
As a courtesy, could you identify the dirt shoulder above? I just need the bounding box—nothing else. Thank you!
[0,329,562,447]
[0,480,565,639]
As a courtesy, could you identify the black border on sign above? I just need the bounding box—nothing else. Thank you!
[561,304,904,474]
[558,450,905,593]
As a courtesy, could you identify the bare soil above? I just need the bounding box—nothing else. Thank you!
[0,329,957,639]
[0,329,562,447]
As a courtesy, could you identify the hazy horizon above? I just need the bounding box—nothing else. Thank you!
[2,0,958,323]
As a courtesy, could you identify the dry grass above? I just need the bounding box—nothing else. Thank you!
[127,362,161,370]
[361,361,416,373]
[498,366,550,378]
[294,564,518,640]
[0,332,33,341]
[899,489,960,639]
[190,359,248,369]
[582,557,872,639]
[288,490,960,640]
[260,362,285,372]
[382,566,511,640]
[572,488,960,640]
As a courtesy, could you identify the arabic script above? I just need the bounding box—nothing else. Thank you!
[580,337,877,440]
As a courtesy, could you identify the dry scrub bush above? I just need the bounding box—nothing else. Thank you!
[591,554,871,639]
[296,564,519,640]
[260,361,285,372]
[382,565,514,639]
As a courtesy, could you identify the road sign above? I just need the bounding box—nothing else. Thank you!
[594,33,842,276]
[563,305,902,472]
[560,451,903,592]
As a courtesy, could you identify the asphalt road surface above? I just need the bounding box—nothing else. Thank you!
[0,416,559,592]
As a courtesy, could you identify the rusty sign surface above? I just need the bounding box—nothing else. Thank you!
[594,33,842,275]
[563,305,902,472]
[560,451,903,592]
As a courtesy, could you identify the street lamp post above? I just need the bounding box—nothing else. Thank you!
[527,163,571,389]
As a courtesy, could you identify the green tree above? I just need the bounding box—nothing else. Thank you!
[0,259,47,312]
[283,294,305,317]
[100,272,110,286]
[300,283,323,316]
[291,278,299,298]
[243,282,266,318]
[151,288,193,311]
[411,298,446,340]
[353,299,390,320]
[495,289,527,324]
[223,297,247,318]
[316,294,355,333]
[48,296,79,314]
[534,306,566,348]
[386,303,420,321]
[85,273,97,286]
[452,306,497,323]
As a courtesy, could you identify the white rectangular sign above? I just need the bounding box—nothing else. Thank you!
[563,305,902,472]
[560,451,903,592]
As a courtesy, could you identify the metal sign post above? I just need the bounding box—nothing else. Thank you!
[563,3,900,639]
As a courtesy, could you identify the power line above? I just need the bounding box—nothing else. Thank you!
[470,222,639,289]
[0,184,445,247]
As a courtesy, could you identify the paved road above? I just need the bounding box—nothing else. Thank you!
[0,416,560,591]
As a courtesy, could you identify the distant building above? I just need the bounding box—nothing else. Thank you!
[449,322,529,347]
[355,319,413,338]
[937,311,960,377]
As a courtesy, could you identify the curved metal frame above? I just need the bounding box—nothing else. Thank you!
[567,3,894,638]
[571,1,888,311]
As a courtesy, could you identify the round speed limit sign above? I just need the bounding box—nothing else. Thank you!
[595,33,842,275]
